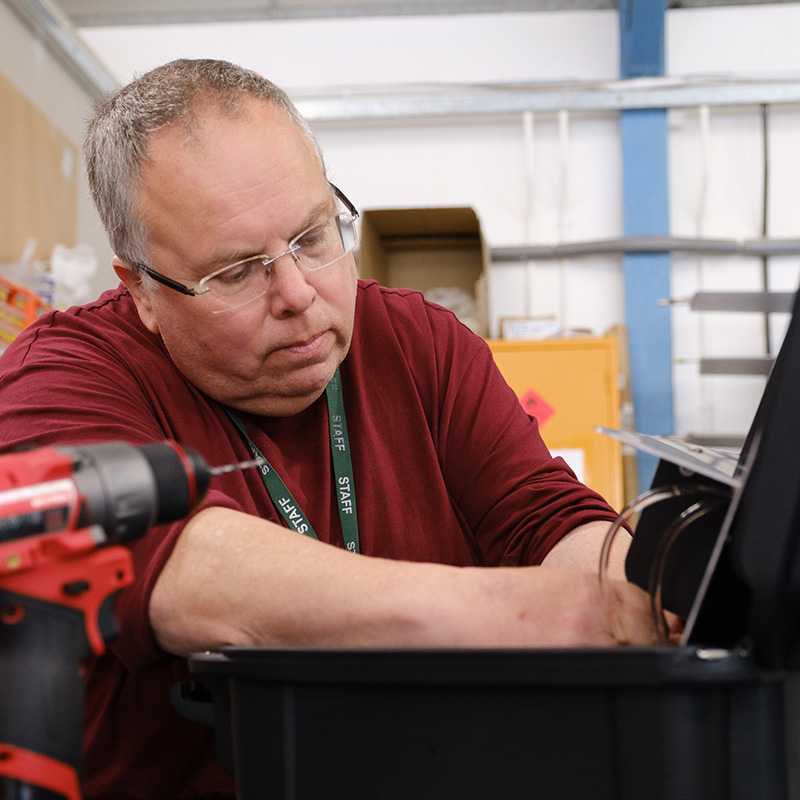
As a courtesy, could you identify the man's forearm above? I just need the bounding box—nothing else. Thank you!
[150,506,464,654]
[150,507,653,656]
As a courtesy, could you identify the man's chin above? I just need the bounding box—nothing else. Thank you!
[244,388,327,418]
[231,366,336,417]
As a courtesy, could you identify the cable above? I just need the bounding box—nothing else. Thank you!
[696,105,714,433]
[647,498,726,642]
[597,485,686,588]
[557,109,570,330]
[522,110,535,319]
[598,482,732,642]
[760,103,772,357]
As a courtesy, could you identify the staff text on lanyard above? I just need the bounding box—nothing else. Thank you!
[224,368,360,554]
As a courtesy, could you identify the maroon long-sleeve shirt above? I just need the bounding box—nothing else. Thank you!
[0,280,620,798]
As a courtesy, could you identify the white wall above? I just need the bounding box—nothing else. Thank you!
[79,5,800,439]
[0,2,114,300]
[81,9,625,338]
[668,7,800,437]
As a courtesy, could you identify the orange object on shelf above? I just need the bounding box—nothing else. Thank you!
[0,276,51,348]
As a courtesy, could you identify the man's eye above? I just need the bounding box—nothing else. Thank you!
[297,226,328,250]
[217,260,258,284]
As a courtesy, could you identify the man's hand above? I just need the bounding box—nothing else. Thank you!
[438,565,659,648]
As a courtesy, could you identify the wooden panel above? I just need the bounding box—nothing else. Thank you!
[0,73,77,263]
[487,335,624,511]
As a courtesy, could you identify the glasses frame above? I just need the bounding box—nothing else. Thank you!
[132,183,358,297]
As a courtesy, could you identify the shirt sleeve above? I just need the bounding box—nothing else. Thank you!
[0,315,241,670]
[429,308,621,566]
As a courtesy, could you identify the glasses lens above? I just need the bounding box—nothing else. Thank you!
[296,214,356,273]
[206,212,357,313]
[207,257,267,299]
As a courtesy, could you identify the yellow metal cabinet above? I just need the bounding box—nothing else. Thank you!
[486,335,624,511]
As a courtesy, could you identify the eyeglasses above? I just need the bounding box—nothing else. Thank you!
[133,184,358,312]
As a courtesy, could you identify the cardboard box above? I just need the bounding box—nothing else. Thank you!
[357,206,489,336]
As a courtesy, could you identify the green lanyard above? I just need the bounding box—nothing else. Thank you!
[223,368,360,554]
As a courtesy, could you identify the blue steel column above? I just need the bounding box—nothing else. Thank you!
[620,0,675,491]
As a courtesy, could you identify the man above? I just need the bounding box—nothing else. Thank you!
[0,60,654,798]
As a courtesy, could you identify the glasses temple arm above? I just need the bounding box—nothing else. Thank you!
[133,262,198,296]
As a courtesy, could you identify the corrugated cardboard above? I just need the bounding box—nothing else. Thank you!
[0,74,77,262]
[357,206,489,336]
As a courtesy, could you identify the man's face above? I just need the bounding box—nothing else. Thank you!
[121,99,357,417]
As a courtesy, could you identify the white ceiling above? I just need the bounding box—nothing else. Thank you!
[58,0,796,26]
[59,1,614,27]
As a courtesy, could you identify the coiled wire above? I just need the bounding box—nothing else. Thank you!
[598,483,731,643]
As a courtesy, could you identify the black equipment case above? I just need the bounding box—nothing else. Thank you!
[188,288,800,799]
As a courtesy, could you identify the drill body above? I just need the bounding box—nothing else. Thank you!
[0,441,212,800]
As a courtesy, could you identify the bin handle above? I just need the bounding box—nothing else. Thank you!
[170,680,215,727]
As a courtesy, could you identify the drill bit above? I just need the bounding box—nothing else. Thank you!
[209,457,265,477]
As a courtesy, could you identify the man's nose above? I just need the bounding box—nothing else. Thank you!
[266,251,316,318]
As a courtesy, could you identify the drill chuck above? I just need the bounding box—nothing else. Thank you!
[63,441,211,543]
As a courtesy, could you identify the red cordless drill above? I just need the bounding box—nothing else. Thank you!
[0,441,259,800]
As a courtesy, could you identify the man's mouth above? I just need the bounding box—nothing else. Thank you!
[280,331,328,355]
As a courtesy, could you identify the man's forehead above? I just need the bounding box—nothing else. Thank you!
[138,96,324,215]
[148,96,295,156]
[203,193,334,269]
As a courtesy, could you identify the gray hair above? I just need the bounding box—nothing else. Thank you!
[84,58,324,269]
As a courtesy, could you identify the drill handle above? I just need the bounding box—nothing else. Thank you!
[0,538,136,799]
[0,531,134,655]
[0,587,93,799]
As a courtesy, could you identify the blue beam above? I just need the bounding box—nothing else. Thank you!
[619,0,675,493]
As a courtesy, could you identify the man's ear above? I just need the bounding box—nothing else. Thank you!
[113,258,160,335]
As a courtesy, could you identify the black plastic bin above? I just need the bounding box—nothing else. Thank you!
[188,287,800,799]
[189,645,800,800]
